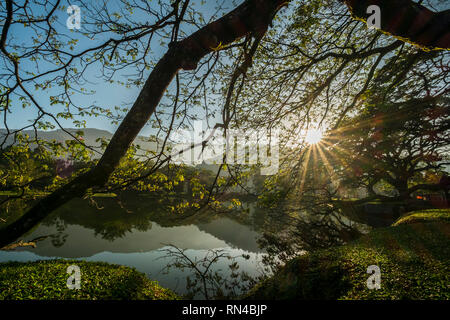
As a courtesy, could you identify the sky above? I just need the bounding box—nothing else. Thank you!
[1,0,243,137]
[3,0,447,139]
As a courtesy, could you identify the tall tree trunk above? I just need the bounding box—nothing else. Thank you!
[395,180,411,203]
[0,0,287,248]
[445,190,450,208]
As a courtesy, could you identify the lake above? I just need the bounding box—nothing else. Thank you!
[0,195,269,298]
[0,194,391,298]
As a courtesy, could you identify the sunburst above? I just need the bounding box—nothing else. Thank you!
[305,128,323,145]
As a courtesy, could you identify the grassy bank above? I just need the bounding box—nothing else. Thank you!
[393,209,450,226]
[0,260,179,300]
[246,209,450,300]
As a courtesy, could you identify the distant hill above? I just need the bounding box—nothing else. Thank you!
[0,128,275,180]
[0,128,159,158]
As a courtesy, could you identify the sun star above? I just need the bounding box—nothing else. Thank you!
[305,128,323,144]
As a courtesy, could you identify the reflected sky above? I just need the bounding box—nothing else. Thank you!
[0,196,267,297]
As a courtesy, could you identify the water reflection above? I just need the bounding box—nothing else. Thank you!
[0,195,389,297]
[0,196,266,296]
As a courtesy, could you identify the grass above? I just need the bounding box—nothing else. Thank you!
[0,260,179,300]
[246,209,450,300]
[393,208,450,226]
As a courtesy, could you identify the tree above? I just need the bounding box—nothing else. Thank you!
[0,0,290,246]
[329,95,449,203]
[0,0,449,247]
[323,47,450,203]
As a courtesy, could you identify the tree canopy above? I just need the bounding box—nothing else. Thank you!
[0,0,449,247]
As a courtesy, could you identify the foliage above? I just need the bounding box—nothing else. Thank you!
[0,259,179,300]
[246,217,449,299]
[0,0,448,301]
[328,84,450,201]
[242,2,449,208]
[0,132,98,225]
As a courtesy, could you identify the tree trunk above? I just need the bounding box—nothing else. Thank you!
[0,0,287,248]
[395,180,410,202]
[1,0,448,247]
[445,190,450,208]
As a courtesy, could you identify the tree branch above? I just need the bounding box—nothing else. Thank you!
[0,0,289,248]
[342,0,450,50]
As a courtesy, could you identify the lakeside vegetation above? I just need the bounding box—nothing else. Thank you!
[246,209,450,300]
[2,209,447,300]
[392,209,450,226]
[0,260,179,300]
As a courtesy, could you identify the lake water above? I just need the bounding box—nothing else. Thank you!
[0,195,268,298]
[0,194,390,298]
